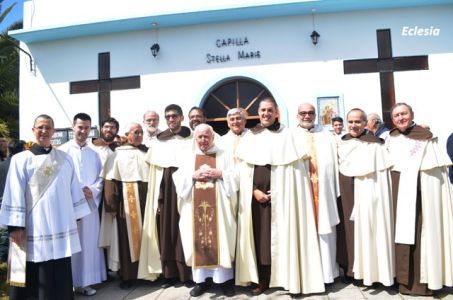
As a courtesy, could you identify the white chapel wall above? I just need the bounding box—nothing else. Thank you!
[18,3,453,145]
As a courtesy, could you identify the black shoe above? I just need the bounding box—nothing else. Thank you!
[161,278,177,289]
[340,275,354,284]
[190,282,211,297]
[221,280,235,297]
[251,282,269,296]
[120,280,133,289]
[184,280,195,288]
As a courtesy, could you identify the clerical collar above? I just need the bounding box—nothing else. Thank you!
[251,122,281,134]
[30,143,52,155]
[342,130,384,144]
[157,126,191,141]
[389,122,432,140]
[73,140,87,149]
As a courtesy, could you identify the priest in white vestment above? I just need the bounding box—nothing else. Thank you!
[293,103,340,284]
[388,103,453,295]
[173,124,238,297]
[337,108,394,287]
[235,98,324,295]
[0,114,90,299]
[60,113,106,296]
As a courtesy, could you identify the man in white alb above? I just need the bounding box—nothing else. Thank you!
[60,113,106,296]
[0,114,90,300]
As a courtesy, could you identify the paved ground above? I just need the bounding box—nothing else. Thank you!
[76,278,453,300]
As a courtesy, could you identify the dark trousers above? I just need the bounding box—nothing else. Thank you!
[9,257,74,300]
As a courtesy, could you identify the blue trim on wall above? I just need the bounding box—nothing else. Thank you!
[10,0,453,43]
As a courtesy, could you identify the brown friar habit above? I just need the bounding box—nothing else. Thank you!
[250,122,281,285]
[389,124,433,296]
[336,131,383,277]
[156,127,192,281]
[103,144,148,281]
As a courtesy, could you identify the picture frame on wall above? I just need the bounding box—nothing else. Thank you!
[317,95,344,130]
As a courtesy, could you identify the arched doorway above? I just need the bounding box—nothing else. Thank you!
[201,77,275,135]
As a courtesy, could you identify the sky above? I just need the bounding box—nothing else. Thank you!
[0,0,23,32]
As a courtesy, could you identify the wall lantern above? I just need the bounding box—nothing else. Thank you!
[310,9,320,46]
[150,43,160,57]
[310,30,320,45]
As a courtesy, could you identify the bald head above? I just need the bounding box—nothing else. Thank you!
[347,108,367,137]
[366,113,383,133]
[297,103,316,129]
[124,122,144,146]
[195,124,215,152]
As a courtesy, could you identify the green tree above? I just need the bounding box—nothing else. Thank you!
[0,0,16,24]
[0,0,21,138]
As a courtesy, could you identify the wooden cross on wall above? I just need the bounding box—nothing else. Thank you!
[70,52,141,125]
[343,29,428,129]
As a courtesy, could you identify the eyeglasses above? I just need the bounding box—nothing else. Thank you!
[298,111,315,116]
[165,114,180,120]
[34,126,53,131]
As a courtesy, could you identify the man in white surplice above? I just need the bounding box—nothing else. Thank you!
[59,113,106,296]
[173,124,238,297]
[0,114,90,299]
[292,103,340,284]
[337,108,394,286]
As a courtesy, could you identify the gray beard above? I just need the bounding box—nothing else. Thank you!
[300,121,315,129]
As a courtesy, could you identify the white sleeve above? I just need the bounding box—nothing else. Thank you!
[0,156,27,227]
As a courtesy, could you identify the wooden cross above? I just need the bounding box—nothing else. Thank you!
[70,52,141,125]
[343,29,428,128]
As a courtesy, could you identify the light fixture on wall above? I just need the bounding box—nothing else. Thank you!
[151,43,160,57]
[310,9,320,46]
[310,30,320,45]
[150,22,160,57]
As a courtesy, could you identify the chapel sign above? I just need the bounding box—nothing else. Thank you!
[206,37,261,64]
[51,127,99,145]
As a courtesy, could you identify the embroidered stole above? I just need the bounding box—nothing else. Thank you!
[122,182,143,262]
[307,132,320,229]
[193,154,219,267]
[7,149,66,287]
